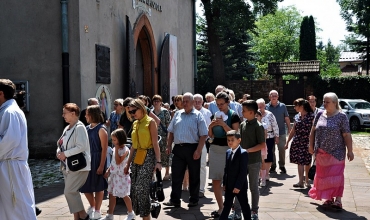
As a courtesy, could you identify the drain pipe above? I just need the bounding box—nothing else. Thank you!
[61,0,70,104]
[192,0,198,93]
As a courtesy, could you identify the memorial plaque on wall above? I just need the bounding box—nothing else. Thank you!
[96,44,111,84]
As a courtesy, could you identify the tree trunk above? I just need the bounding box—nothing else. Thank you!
[201,0,225,86]
[367,36,369,75]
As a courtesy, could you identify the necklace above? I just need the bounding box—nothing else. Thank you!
[90,123,99,129]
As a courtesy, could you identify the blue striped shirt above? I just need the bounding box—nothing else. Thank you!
[168,108,208,144]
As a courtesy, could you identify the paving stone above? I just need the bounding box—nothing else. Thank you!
[33,135,370,219]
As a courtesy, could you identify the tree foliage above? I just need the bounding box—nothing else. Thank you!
[337,0,370,36]
[337,0,370,75]
[317,40,341,77]
[196,15,214,95]
[251,6,302,77]
[299,16,317,60]
[198,0,281,91]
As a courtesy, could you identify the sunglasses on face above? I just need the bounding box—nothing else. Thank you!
[128,109,138,115]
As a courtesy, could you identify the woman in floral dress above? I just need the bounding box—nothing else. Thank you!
[151,95,171,180]
[285,98,314,188]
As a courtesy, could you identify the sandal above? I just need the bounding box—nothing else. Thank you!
[305,182,311,188]
[293,183,304,188]
[332,200,343,209]
[323,198,334,206]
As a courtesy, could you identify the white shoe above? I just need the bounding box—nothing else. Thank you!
[91,211,101,219]
[86,206,95,216]
[101,214,114,220]
[266,174,270,181]
[124,211,136,220]
[261,179,266,187]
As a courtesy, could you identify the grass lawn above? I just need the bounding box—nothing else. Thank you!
[351,128,370,136]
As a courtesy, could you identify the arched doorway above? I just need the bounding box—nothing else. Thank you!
[133,14,158,98]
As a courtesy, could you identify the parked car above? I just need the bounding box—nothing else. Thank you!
[338,99,370,131]
[319,99,370,130]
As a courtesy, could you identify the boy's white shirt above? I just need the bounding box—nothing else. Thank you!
[230,145,240,160]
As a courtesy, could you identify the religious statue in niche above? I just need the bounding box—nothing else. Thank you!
[96,85,111,121]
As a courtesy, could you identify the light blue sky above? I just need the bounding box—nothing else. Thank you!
[278,0,349,46]
[196,0,349,47]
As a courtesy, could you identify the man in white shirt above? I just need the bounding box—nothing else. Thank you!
[194,94,212,198]
[0,79,36,219]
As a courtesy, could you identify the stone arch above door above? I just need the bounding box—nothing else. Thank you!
[133,13,158,96]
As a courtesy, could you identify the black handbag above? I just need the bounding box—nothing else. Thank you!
[67,152,87,171]
[150,202,161,218]
[308,159,316,180]
[150,169,165,202]
[149,169,163,218]
[65,122,87,172]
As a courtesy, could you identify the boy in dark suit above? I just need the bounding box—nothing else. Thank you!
[220,130,251,220]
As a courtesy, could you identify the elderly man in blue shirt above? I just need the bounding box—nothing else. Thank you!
[164,92,208,208]
[266,90,291,174]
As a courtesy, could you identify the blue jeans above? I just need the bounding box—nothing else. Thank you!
[234,162,261,214]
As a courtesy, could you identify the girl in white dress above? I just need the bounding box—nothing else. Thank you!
[103,129,135,220]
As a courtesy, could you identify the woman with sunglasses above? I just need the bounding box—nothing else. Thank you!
[124,99,162,220]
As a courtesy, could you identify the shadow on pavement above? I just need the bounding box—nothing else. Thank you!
[259,180,283,196]
[311,202,368,219]
[34,182,64,204]
[271,173,296,180]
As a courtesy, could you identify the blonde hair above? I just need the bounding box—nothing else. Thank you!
[129,99,148,115]
[205,92,215,100]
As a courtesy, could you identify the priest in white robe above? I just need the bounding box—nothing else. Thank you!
[0,79,36,219]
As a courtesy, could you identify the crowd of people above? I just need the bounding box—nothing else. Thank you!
[0,79,355,220]
[56,86,355,220]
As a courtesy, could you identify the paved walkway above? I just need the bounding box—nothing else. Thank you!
[35,146,370,220]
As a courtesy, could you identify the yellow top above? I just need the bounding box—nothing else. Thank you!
[131,114,153,149]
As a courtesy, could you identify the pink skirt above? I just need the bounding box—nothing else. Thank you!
[308,149,345,200]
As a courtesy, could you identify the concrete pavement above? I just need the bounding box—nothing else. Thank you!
[35,146,370,220]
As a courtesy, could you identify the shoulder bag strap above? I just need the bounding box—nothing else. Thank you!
[135,121,141,149]
[65,123,78,150]
[313,111,323,127]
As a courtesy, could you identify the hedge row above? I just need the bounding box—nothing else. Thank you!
[307,75,370,102]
